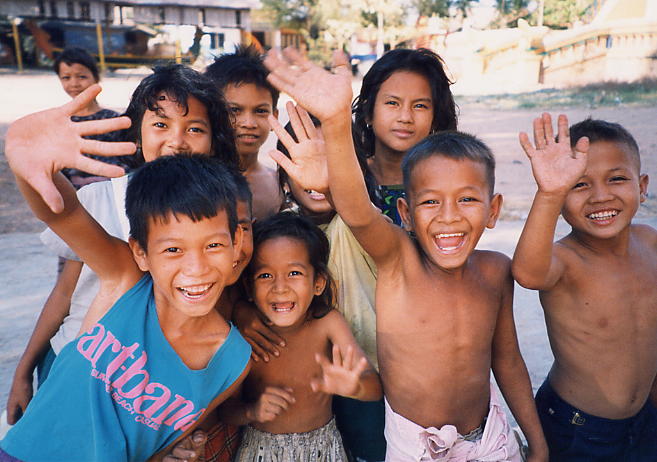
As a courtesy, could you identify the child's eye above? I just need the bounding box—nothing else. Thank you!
[61,76,70,80]
[289,270,302,276]
[188,126,206,133]
[230,107,240,114]
[240,224,252,233]
[459,197,478,203]
[164,247,181,253]
[256,108,271,115]
[414,103,429,109]
[256,272,272,279]
[610,176,627,182]
[420,199,438,205]
[207,242,223,249]
[385,100,399,107]
[153,122,166,128]
[573,182,587,189]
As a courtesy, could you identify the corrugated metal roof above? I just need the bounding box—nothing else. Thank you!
[99,0,260,8]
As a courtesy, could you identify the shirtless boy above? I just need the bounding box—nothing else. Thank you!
[264,48,548,462]
[206,45,284,221]
[513,114,657,461]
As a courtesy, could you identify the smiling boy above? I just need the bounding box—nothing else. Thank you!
[205,45,284,221]
[513,115,657,461]
[264,49,548,462]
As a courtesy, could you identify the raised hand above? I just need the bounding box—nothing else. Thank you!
[519,113,589,195]
[5,84,136,213]
[264,48,352,124]
[310,344,369,399]
[269,102,329,194]
[248,386,295,423]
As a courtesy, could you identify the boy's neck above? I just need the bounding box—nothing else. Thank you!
[239,151,261,173]
[370,143,404,185]
[419,246,471,280]
[568,226,632,256]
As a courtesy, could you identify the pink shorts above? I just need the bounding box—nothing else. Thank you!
[384,384,522,461]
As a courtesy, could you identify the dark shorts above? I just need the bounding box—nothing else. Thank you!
[535,379,657,462]
[0,448,23,462]
[333,396,386,461]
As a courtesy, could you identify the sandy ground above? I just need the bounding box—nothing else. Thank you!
[1,69,657,424]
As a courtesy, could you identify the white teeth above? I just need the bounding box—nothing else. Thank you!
[178,283,212,296]
[436,233,464,239]
[588,211,618,219]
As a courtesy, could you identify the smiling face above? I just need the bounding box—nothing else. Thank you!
[223,82,277,163]
[562,140,647,240]
[130,211,241,319]
[140,92,212,162]
[370,70,434,157]
[398,156,502,270]
[251,236,326,329]
[58,62,97,99]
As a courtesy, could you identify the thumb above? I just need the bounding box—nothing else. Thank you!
[30,173,65,213]
[573,136,589,159]
[61,84,102,117]
[331,50,351,77]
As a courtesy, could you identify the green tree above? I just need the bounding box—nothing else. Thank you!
[542,0,595,28]
[414,0,474,18]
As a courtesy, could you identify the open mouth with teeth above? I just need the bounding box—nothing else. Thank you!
[176,283,214,301]
[434,232,466,252]
[238,134,259,142]
[586,209,619,224]
[271,302,295,313]
[304,190,326,201]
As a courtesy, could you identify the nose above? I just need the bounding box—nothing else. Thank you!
[167,128,190,152]
[271,277,289,294]
[438,200,461,224]
[589,182,613,203]
[182,250,209,277]
[398,103,413,123]
[239,111,257,128]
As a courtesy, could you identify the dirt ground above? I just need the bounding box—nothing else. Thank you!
[1,69,657,419]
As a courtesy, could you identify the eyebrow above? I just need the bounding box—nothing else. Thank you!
[381,94,432,103]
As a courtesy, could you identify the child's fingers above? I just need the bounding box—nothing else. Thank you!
[532,117,546,150]
[73,155,127,179]
[264,386,296,405]
[79,139,136,158]
[332,344,343,367]
[282,47,313,71]
[353,356,369,376]
[269,114,295,147]
[542,113,554,143]
[518,132,535,158]
[287,101,309,142]
[314,352,332,371]
[574,136,589,159]
[269,149,301,183]
[30,173,65,213]
[61,84,102,117]
[343,345,355,370]
[76,115,132,137]
[330,50,351,78]
[267,73,294,96]
[248,327,281,356]
[297,106,319,139]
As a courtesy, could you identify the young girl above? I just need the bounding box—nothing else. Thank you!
[221,213,382,461]
[352,48,457,225]
[54,47,135,189]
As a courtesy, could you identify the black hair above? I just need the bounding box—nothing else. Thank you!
[352,48,457,162]
[205,44,279,108]
[402,132,496,196]
[231,169,253,217]
[126,154,238,251]
[123,64,238,168]
[249,213,335,319]
[569,118,640,170]
[54,47,99,81]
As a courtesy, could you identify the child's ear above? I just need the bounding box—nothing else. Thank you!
[273,107,279,120]
[313,272,327,296]
[639,174,649,203]
[128,238,149,272]
[397,197,414,233]
[486,193,503,229]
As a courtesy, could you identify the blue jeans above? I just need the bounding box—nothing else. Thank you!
[535,379,657,462]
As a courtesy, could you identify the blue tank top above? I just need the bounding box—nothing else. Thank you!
[1,274,251,462]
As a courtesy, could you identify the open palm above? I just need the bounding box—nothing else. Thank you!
[264,48,353,123]
[519,113,589,195]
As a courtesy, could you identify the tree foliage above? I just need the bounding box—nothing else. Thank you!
[414,0,474,18]
[542,0,595,28]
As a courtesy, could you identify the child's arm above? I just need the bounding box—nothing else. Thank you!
[265,48,405,268]
[492,264,548,462]
[512,113,589,290]
[6,259,82,424]
[312,310,382,401]
[218,384,296,426]
[233,300,286,363]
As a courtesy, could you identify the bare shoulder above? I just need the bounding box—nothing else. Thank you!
[472,250,511,280]
[631,223,657,248]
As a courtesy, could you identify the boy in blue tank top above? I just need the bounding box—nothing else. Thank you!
[1,86,251,462]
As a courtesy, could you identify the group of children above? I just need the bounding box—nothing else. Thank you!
[0,42,655,462]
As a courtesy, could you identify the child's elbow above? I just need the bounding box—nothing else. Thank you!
[511,263,545,290]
